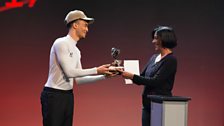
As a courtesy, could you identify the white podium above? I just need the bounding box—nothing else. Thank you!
[149,95,191,126]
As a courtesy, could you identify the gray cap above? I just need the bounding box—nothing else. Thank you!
[65,10,94,25]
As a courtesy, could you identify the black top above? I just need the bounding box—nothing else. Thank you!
[133,53,177,96]
[148,95,191,103]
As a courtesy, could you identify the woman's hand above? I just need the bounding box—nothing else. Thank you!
[116,69,134,79]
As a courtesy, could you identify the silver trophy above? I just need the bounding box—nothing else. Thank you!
[111,47,122,67]
[110,47,123,74]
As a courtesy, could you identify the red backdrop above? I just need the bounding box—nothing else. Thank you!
[0,0,223,126]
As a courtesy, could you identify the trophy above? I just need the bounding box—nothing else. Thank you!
[111,47,122,66]
[110,47,123,74]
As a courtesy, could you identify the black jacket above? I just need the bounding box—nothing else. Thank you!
[133,53,177,96]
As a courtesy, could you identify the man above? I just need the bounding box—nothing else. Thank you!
[40,10,114,126]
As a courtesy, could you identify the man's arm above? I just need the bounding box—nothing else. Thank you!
[75,75,106,84]
[54,40,112,78]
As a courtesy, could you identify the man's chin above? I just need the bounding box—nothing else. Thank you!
[80,36,86,39]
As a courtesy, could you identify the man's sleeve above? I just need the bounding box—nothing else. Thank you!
[75,75,106,84]
[54,41,98,78]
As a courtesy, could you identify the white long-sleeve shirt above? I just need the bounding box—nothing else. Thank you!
[44,35,105,90]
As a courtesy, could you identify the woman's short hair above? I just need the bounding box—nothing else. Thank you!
[152,26,177,49]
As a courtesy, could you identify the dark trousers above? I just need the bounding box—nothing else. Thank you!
[142,96,151,126]
[142,107,151,126]
[41,87,74,126]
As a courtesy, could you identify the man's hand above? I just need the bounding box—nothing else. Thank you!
[97,64,113,75]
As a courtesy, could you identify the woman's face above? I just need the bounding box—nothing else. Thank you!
[152,34,162,51]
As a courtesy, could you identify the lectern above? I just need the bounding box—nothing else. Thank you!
[149,95,191,126]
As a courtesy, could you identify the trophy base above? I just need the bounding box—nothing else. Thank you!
[109,66,123,75]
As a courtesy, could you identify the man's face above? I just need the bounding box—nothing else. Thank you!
[74,20,89,39]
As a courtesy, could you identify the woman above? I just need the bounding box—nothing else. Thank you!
[120,26,177,126]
